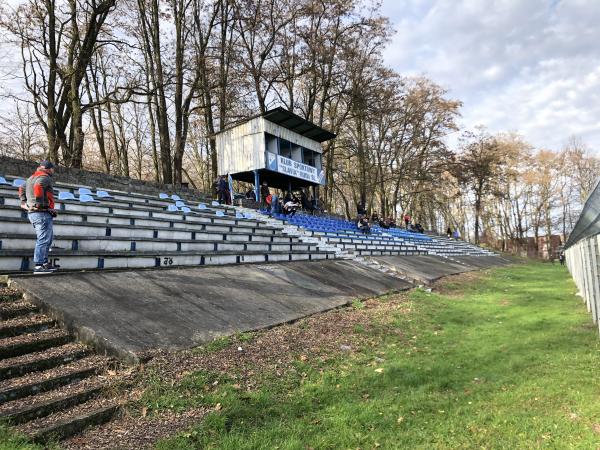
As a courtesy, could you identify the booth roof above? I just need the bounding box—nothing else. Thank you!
[216,107,336,143]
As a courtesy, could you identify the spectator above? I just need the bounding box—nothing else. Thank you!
[260,181,270,212]
[357,215,371,234]
[357,201,366,216]
[559,252,566,266]
[415,223,424,233]
[245,187,256,201]
[283,198,300,217]
[19,161,59,274]
[446,227,452,238]
[217,176,228,204]
[403,213,411,229]
[300,189,314,213]
[379,217,390,229]
[453,229,460,240]
[388,217,397,228]
[271,194,281,214]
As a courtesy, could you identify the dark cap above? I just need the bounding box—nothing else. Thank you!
[39,160,55,170]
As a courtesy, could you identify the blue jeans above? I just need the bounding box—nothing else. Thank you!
[28,212,53,266]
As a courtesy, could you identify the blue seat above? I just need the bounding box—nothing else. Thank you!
[181,206,191,213]
[198,203,207,209]
[175,200,186,207]
[79,194,99,203]
[167,205,179,212]
[243,213,254,219]
[58,191,76,201]
[78,187,92,195]
[215,211,225,217]
[235,212,244,218]
[159,193,169,199]
[171,194,181,201]
[0,176,11,185]
[211,201,219,206]
[96,190,112,199]
[12,179,25,188]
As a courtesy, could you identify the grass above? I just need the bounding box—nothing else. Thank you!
[153,261,600,449]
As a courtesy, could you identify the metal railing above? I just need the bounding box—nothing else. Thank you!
[565,178,600,334]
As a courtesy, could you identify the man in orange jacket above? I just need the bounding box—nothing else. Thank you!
[18,161,59,274]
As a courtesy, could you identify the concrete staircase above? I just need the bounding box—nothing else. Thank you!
[0,280,124,443]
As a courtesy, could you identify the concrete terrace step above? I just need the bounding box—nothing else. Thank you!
[0,185,220,213]
[21,401,120,443]
[0,302,39,320]
[0,249,335,273]
[0,343,89,380]
[0,315,56,338]
[0,206,279,235]
[0,234,316,254]
[0,217,283,242]
[0,381,103,425]
[0,355,104,404]
[0,328,71,360]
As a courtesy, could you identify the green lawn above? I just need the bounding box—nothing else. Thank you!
[154,261,600,449]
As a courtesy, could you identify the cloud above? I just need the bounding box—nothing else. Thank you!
[381,0,600,152]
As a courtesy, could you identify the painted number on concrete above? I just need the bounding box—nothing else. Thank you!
[163,257,173,266]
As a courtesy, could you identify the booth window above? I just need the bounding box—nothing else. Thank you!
[279,139,292,158]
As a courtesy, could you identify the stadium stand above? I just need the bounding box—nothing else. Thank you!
[0,175,336,274]
[268,212,496,258]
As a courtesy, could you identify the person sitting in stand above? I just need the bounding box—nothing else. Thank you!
[415,222,424,233]
[388,217,397,228]
[245,187,256,201]
[447,226,452,238]
[379,217,390,229]
[283,197,301,217]
[357,215,371,234]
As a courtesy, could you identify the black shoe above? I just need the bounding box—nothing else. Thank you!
[33,263,58,274]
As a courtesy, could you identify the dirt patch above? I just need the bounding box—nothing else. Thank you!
[62,292,412,449]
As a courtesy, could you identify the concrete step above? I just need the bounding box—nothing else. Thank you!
[0,356,103,404]
[0,382,103,424]
[0,234,312,254]
[0,217,286,243]
[0,302,39,320]
[0,249,336,273]
[0,315,55,338]
[0,329,70,359]
[23,401,119,443]
[0,343,89,380]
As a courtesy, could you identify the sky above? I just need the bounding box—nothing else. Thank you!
[380,0,600,152]
[2,0,598,153]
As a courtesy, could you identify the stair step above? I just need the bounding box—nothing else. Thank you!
[0,285,21,303]
[0,382,103,424]
[0,315,56,338]
[0,356,105,404]
[24,401,120,443]
[0,329,70,359]
[0,302,39,320]
[0,343,89,380]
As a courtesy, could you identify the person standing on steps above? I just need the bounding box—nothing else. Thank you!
[19,161,59,274]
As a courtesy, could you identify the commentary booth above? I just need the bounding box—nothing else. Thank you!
[215,107,336,203]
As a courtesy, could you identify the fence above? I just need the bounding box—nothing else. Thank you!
[565,178,600,334]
